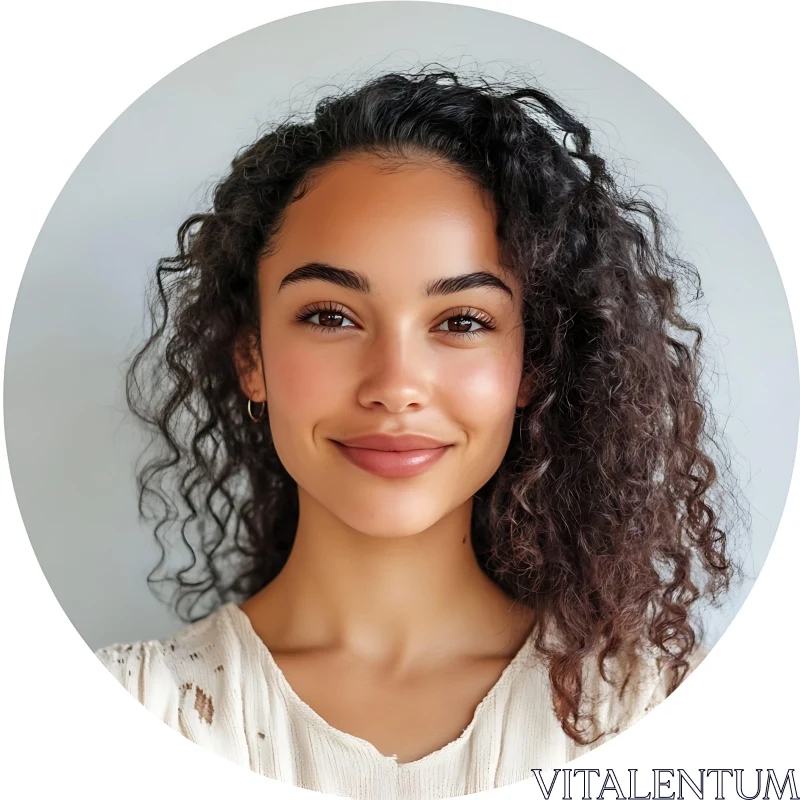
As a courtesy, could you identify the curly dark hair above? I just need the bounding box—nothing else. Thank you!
[126,65,746,744]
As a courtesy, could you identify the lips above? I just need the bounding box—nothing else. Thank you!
[331,433,453,478]
[334,433,450,451]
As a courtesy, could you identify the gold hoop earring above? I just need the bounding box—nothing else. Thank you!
[247,398,266,423]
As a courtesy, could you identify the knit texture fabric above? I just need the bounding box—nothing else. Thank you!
[95,602,702,799]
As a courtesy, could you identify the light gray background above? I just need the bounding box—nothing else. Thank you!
[5,1,796,651]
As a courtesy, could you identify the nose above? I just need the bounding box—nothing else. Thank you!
[356,326,433,413]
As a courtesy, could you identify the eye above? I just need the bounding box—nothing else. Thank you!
[294,302,357,334]
[434,308,496,339]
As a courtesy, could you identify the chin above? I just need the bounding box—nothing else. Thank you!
[344,511,445,539]
[330,495,453,539]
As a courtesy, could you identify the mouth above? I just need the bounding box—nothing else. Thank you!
[331,441,453,479]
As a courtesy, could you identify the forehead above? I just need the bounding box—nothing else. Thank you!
[261,154,509,294]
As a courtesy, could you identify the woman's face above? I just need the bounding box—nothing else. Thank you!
[241,153,529,538]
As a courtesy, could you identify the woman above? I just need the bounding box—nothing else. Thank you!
[96,67,741,798]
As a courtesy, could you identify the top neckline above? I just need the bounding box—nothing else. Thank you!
[222,601,539,769]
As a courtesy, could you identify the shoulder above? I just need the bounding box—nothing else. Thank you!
[94,603,245,722]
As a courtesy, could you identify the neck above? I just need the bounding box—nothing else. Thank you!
[241,486,533,664]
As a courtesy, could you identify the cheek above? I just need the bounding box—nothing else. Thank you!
[262,336,349,430]
[438,349,522,433]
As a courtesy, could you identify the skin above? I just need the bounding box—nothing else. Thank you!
[236,152,535,764]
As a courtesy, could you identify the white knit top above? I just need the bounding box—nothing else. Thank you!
[94,602,700,799]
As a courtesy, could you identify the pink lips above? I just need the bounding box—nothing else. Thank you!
[331,433,453,478]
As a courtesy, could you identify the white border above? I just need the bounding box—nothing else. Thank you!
[1,1,797,797]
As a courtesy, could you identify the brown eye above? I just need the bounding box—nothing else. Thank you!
[295,303,357,332]
[434,312,493,337]
[447,316,476,333]
[317,311,345,327]
[433,306,496,340]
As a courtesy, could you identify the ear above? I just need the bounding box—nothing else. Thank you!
[233,327,266,402]
[516,373,534,409]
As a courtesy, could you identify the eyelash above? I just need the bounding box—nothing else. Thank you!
[293,302,497,339]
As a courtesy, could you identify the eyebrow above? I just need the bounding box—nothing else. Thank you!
[277,262,514,300]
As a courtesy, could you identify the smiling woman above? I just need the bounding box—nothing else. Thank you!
[95,66,742,798]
